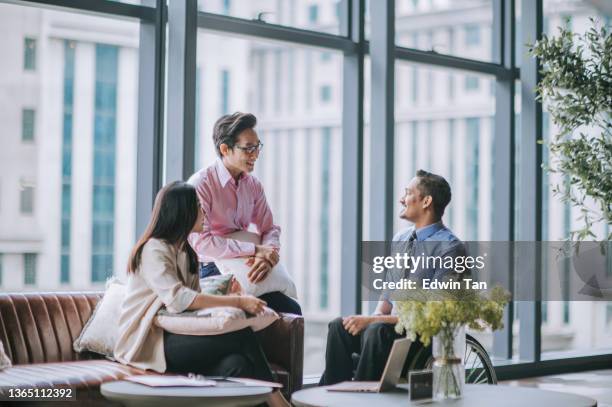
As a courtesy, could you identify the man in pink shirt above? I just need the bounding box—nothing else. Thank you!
[188,112,301,315]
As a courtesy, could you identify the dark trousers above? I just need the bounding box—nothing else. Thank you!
[319,317,430,385]
[164,328,274,381]
[200,262,302,315]
[319,317,402,385]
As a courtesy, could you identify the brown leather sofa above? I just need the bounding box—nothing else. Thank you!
[0,292,304,405]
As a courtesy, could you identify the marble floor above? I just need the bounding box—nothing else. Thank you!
[503,370,612,407]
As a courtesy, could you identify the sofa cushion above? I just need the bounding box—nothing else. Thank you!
[0,360,145,389]
[73,280,125,359]
[156,306,279,336]
[215,231,297,298]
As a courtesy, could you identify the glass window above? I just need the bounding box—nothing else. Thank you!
[196,31,343,375]
[0,253,3,286]
[61,40,75,284]
[198,1,342,35]
[22,108,35,141]
[393,62,495,263]
[221,69,230,114]
[0,3,139,291]
[538,0,612,358]
[20,185,34,214]
[222,0,231,14]
[393,63,495,352]
[320,85,332,102]
[392,0,495,62]
[24,253,37,285]
[309,4,319,23]
[24,37,36,70]
[464,24,480,46]
[465,76,479,91]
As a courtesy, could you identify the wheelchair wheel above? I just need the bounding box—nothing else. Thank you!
[411,334,497,384]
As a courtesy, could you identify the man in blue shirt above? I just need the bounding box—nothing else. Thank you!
[319,170,465,385]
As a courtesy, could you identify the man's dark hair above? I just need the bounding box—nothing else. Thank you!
[415,169,452,219]
[212,112,257,157]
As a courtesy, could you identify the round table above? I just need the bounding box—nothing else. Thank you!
[100,380,272,407]
[291,384,597,407]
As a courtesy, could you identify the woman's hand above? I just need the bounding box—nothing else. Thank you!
[237,295,267,315]
[229,276,242,294]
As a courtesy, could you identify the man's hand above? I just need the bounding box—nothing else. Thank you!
[342,315,373,336]
[255,245,280,266]
[245,256,272,283]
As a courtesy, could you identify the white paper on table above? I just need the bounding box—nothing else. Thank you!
[225,377,283,388]
[125,375,216,387]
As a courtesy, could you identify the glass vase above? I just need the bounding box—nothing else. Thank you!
[432,325,465,400]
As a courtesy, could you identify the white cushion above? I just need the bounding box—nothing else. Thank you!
[214,231,297,298]
[73,277,125,358]
[0,340,11,370]
[155,306,279,336]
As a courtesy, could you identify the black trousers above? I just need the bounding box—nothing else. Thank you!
[164,328,274,381]
[319,317,430,385]
[200,262,302,315]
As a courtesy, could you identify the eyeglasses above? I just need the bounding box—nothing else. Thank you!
[234,142,264,154]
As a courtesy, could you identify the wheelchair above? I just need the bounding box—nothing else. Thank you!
[351,333,497,384]
[406,333,497,384]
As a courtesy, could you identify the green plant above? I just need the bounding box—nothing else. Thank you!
[394,285,510,347]
[529,18,611,241]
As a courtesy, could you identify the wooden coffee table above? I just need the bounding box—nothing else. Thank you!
[101,380,272,407]
[291,384,597,407]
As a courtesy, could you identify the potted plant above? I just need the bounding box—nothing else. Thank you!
[394,286,509,400]
[529,18,611,241]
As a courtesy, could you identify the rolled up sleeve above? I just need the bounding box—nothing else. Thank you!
[140,240,199,314]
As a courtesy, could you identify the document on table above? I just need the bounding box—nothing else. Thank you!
[126,375,216,387]
[225,378,283,388]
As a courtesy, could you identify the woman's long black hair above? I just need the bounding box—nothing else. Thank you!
[127,181,199,275]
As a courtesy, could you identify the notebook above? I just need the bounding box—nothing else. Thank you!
[125,375,215,387]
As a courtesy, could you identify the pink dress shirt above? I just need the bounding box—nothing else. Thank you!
[188,159,281,263]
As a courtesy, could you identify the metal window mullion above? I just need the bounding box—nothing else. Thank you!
[135,0,165,237]
[368,0,395,242]
[393,45,514,78]
[165,0,197,182]
[340,0,364,315]
[518,0,543,362]
[491,0,515,361]
[197,12,356,53]
[16,0,155,21]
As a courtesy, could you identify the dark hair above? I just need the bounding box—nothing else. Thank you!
[415,169,452,220]
[212,112,257,157]
[127,181,199,275]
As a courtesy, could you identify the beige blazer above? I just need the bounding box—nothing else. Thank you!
[114,238,200,372]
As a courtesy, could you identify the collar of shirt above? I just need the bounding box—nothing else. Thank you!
[414,221,445,241]
[215,158,249,188]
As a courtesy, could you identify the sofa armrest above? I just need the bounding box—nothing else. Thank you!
[256,313,304,395]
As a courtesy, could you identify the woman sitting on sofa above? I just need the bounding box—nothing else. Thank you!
[114,181,288,406]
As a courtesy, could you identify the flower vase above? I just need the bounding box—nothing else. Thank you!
[432,325,465,400]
